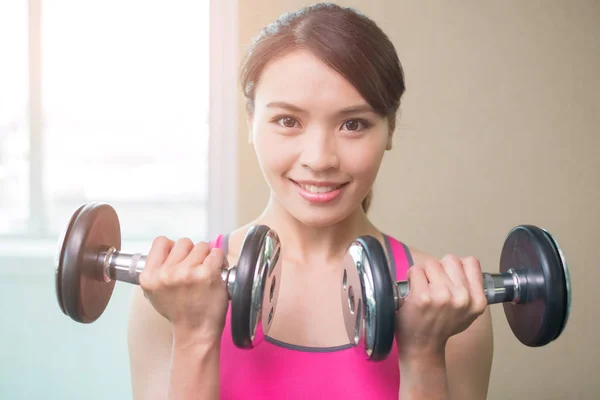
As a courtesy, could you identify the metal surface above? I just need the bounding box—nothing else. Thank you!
[252,228,282,345]
[222,267,236,298]
[481,270,519,304]
[92,243,242,293]
[341,240,376,359]
[396,269,521,307]
[542,228,572,338]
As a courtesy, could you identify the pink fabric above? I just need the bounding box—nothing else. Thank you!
[210,234,410,399]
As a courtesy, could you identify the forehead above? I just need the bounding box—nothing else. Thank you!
[254,49,368,110]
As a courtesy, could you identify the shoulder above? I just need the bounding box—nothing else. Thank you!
[405,246,439,266]
[383,233,449,267]
[381,233,439,280]
[210,223,255,266]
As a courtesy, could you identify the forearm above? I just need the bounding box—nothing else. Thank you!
[399,352,449,400]
[168,338,221,400]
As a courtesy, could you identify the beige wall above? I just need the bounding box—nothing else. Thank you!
[236,1,599,398]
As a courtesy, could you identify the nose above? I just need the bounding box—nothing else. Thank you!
[299,130,340,172]
[299,128,340,172]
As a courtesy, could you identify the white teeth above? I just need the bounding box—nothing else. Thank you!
[299,184,340,193]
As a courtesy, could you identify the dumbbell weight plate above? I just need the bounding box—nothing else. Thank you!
[341,236,396,361]
[500,225,571,347]
[55,205,80,316]
[231,225,282,348]
[55,202,120,323]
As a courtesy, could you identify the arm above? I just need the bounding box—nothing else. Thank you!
[397,249,495,400]
[127,286,221,400]
[445,307,494,399]
[398,308,493,400]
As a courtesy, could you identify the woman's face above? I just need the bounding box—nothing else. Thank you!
[249,49,392,227]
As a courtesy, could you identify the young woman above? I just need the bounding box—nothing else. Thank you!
[128,3,494,399]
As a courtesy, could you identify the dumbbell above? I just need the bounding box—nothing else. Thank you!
[54,202,282,349]
[341,225,572,361]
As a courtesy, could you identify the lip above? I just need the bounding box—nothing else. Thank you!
[290,179,349,204]
[292,179,348,187]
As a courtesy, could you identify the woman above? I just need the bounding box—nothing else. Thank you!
[128,3,494,399]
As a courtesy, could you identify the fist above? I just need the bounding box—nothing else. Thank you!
[396,254,488,357]
[139,236,230,344]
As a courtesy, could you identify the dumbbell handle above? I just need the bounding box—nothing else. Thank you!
[396,269,528,308]
[98,247,236,296]
[100,248,147,285]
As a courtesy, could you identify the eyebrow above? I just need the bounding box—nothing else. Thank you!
[265,101,376,116]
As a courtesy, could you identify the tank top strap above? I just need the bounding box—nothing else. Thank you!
[209,233,230,255]
[383,234,414,281]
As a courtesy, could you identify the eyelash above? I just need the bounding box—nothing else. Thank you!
[273,116,372,132]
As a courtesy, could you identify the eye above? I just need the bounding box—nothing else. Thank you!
[341,119,370,132]
[276,116,299,129]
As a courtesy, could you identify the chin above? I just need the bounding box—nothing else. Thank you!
[287,203,356,228]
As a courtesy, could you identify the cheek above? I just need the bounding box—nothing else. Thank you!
[340,138,387,182]
[254,127,296,176]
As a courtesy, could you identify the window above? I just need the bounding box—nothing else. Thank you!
[0,1,233,248]
[0,1,29,236]
[0,1,238,399]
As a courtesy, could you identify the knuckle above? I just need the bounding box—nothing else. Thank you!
[175,237,194,249]
[442,253,461,265]
[153,235,172,248]
[180,271,196,286]
[193,242,212,259]
[194,267,210,283]
[182,243,210,267]
[433,288,451,306]
[158,269,172,286]
[462,256,481,268]
[407,264,421,277]
[473,294,488,312]
[194,241,211,251]
[453,288,471,308]
[441,254,464,271]
[422,260,440,273]
[416,292,431,308]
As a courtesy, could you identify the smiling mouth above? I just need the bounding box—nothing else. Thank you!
[289,179,349,193]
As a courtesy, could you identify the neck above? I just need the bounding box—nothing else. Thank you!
[254,194,380,265]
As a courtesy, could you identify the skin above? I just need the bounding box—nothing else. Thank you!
[128,49,494,400]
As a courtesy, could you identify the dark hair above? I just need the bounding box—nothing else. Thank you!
[240,3,405,213]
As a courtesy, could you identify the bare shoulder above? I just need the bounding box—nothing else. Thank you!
[405,246,439,266]
[221,223,255,265]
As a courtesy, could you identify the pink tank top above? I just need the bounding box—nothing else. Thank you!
[209,233,413,399]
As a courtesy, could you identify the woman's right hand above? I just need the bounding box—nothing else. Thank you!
[138,237,230,347]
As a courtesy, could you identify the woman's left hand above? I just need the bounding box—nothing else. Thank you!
[395,254,488,361]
